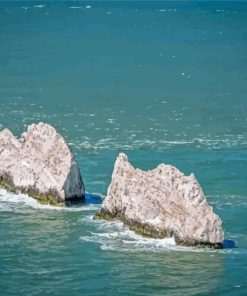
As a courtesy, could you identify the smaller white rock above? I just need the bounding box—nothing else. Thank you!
[0,123,84,205]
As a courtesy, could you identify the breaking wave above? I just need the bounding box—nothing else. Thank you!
[80,217,177,252]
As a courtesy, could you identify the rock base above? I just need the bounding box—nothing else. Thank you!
[0,173,65,206]
[94,209,223,249]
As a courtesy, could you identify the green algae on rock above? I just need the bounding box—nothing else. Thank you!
[0,174,64,206]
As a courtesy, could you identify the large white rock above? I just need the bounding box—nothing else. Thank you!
[0,123,84,205]
[96,153,224,247]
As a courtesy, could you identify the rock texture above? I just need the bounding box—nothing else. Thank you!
[0,123,85,206]
[95,153,224,248]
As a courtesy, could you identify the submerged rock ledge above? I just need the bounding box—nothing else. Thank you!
[0,123,85,206]
[95,153,224,248]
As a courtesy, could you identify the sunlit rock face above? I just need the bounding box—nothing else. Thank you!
[0,122,85,206]
[96,153,224,248]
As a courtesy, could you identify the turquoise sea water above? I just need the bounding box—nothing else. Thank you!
[0,1,247,295]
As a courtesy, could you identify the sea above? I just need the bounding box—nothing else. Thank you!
[0,1,246,295]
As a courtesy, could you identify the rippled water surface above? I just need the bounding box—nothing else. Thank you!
[0,1,247,295]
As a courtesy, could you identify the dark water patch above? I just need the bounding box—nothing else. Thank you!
[223,239,236,249]
[85,192,102,204]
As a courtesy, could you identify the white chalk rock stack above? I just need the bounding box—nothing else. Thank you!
[96,153,224,248]
[0,123,84,205]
